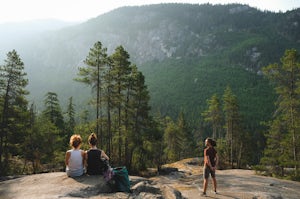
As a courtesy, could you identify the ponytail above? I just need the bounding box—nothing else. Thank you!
[212,140,216,147]
[88,133,98,146]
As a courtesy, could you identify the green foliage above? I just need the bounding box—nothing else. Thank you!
[215,138,228,169]
[163,116,184,163]
[141,58,275,131]
[261,49,300,178]
[75,41,108,147]
[42,92,65,146]
[65,97,76,144]
[73,43,156,172]
[142,56,275,167]
[202,86,250,168]
[202,94,223,139]
[0,50,29,176]
[177,111,196,158]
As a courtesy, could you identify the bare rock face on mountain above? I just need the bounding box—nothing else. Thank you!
[1,158,300,199]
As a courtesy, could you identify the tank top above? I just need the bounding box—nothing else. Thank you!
[87,149,103,175]
[66,149,84,177]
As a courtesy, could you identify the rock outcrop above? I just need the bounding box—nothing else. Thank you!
[1,158,300,199]
[0,171,183,199]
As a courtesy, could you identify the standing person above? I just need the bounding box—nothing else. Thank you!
[65,134,85,177]
[202,137,218,196]
[86,133,110,175]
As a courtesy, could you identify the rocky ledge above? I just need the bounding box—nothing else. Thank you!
[1,158,300,199]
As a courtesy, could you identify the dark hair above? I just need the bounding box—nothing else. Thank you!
[206,138,216,147]
[88,133,97,146]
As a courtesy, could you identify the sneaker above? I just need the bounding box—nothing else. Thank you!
[201,192,207,197]
[214,190,218,194]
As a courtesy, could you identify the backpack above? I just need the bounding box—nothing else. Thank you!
[112,166,131,193]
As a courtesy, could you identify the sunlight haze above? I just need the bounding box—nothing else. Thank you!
[0,0,299,24]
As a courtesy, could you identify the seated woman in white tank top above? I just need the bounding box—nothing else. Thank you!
[65,134,85,177]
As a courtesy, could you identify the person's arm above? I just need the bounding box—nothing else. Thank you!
[101,150,109,160]
[206,156,213,169]
[213,153,218,171]
[82,150,87,167]
[65,151,71,166]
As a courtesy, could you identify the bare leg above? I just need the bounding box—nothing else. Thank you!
[212,177,217,192]
[203,178,208,194]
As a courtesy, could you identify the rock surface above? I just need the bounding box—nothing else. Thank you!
[1,158,300,199]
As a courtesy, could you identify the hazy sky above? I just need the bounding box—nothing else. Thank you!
[0,0,299,24]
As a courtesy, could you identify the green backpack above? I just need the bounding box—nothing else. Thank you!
[113,167,131,193]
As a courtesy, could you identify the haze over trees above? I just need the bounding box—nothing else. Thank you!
[0,3,299,180]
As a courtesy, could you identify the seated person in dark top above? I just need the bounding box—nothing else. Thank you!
[85,133,110,175]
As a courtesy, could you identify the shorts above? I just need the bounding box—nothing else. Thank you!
[203,166,215,179]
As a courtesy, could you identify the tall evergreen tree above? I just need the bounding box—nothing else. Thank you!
[223,86,242,168]
[177,111,194,158]
[42,92,65,147]
[75,41,108,147]
[202,94,223,139]
[124,65,151,170]
[43,92,64,129]
[110,46,131,165]
[23,103,60,173]
[102,57,114,156]
[260,118,286,176]
[65,97,76,146]
[0,50,29,176]
[262,49,300,176]
[23,103,39,173]
[163,116,184,162]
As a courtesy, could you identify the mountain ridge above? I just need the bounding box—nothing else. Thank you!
[0,3,299,128]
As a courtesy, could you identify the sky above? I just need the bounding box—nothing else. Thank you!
[0,0,299,24]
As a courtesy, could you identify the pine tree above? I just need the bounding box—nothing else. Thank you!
[65,97,76,146]
[43,92,64,129]
[260,119,286,176]
[75,41,108,147]
[223,86,242,168]
[110,46,131,165]
[163,116,184,162]
[202,94,223,139]
[262,49,300,176]
[23,103,39,173]
[42,92,65,149]
[102,57,114,156]
[124,65,151,170]
[0,50,29,175]
[177,111,195,158]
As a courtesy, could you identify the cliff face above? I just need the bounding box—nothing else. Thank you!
[1,158,300,199]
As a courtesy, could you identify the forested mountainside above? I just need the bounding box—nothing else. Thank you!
[17,4,300,126]
[1,3,299,130]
